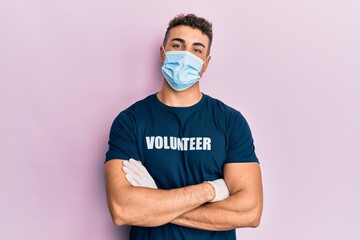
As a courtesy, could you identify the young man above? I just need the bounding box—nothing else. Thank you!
[104,14,263,240]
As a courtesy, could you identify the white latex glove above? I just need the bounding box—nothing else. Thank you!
[122,158,158,189]
[206,179,230,202]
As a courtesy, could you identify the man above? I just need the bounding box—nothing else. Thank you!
[104,14,263,240]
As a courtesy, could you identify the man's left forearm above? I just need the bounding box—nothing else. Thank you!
[171,189,262,231]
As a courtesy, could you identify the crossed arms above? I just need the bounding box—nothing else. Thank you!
[104,159,263,231]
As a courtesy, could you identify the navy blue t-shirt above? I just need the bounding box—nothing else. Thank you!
[105,93,258,240]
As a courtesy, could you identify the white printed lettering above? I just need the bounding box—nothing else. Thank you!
[203,137,211,150]
[163,136,170,149]
[155,136,163,149]
[177,138,183,151]
[182,138,189,151]
[145,136,211,151]
[170,136,177,150]
[196,137,202,150]
[189,137,196,150]
[146,136,155,149]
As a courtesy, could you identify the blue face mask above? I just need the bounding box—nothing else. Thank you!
[161,50,205,91]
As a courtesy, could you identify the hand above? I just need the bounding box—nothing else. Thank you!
[122,158,158,189]
[206,179,230,202]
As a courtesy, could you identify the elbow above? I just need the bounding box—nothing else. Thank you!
[112,214,126,226]
[109,204,129,226]
[247,205,262,228]
[113,218,125,226]
[248,216,261,228]
[110,204,164,227]
[233,205,262,228]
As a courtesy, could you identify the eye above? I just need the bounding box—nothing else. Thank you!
[172,44,183,49]
[194,48,202,53]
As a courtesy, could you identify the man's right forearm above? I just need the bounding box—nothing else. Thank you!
[108,182,215,227]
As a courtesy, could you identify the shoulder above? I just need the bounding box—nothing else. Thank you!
[113,94,156,124]
[204,94,245,121]
[203,94,253,137]
[117,94,155,115]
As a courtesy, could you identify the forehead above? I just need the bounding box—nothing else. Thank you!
[166,25,209,47]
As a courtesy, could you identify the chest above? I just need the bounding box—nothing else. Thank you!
[135,113,228,188]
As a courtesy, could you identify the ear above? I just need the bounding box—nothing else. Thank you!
[160,46,166,65]
[200,56,211,77]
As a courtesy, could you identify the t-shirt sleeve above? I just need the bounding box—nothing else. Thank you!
[104,110,140,163]
[225,111,259,164]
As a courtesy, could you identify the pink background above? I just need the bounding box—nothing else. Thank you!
[1,0,359,239]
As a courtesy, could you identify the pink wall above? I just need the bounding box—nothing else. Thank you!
[1,0,359,239]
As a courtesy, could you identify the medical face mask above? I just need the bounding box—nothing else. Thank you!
[161,50,205,91]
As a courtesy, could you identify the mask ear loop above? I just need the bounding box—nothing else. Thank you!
[161,46,166,55]
[203,55,209,65]
[199,54,211,77]
[160,46,167,65]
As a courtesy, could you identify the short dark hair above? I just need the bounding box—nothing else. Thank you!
[163,14,213,55]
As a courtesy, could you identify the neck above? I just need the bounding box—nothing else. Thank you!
[157,80,202,107]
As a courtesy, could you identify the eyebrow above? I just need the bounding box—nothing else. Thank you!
[170,38,206,49]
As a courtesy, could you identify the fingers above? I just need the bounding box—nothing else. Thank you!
[129,158,151,178]
[124,159,147,177]
[126,159,155,182]
[129,159,155,181]
[207,178,230,202]
[123,166,144,186]
[122,158,158,189]
[125,174,140,186]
